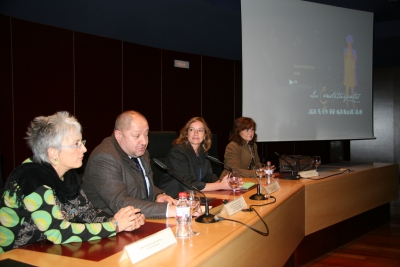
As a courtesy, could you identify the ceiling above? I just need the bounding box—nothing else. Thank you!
[198,0,400,22]
[1,0,399,66]
[305,0,400,23]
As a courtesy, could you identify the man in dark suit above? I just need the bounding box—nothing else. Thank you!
[82,110,177,218]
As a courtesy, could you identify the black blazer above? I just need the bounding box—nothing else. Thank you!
[158,143,218,198]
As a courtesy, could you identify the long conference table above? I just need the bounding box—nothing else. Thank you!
[0,162,398,267]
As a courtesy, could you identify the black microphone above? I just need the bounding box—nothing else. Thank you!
[205,155,267,201]
[153,158,217,224]
[274,152,299,180]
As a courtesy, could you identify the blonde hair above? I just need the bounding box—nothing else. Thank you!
[174,117,212,152]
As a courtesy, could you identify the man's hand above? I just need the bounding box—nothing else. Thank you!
[156,193,177,205]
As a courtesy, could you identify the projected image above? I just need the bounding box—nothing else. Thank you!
[299,32,363,116]
[343,34,357,109]
[277,29,365,116]
[242,0,374,141]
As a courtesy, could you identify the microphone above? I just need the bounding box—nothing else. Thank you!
[205,155,267,201]
[274,152,299,180]
[153,158,217,224]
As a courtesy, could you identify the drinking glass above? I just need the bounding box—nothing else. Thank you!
[186,190,201,236]
[228,172,241,199]
[313,156,321,171]
[255,163,265,184]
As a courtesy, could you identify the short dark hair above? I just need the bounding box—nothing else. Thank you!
[229,117,257,145]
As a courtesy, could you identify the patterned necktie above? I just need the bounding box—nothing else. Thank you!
[131,157,148,198]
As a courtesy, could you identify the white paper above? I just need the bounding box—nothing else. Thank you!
[119,227,177,264]
[224,196,247,216]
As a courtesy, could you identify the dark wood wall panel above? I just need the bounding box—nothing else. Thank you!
[234,61,243,120]
[162,50,201,132]
[0,15,13,182]
[12,18,74,166]
[74,33,123,154]
[0,15,350,180]
[297,141,332,162]
[263,140,346,168]
[202,56,235,158]
[123,43,162,130]
[262,142,295,166]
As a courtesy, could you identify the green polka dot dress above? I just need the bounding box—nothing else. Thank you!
[0,162,117,253]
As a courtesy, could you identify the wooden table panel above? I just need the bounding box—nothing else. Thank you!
[302,163,399,235]
[1,163,397,267]
[121,180,305,267]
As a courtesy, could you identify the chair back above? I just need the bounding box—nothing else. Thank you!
[147,131,177,187]
[208,134,223,177]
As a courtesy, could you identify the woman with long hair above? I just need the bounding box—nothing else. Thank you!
[158,117,231,198]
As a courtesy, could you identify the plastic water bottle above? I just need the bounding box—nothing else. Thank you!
[176,192,191,239]
[265,161,273,178]
[265,161,273,184]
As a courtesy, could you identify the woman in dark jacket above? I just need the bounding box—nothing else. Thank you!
[158,117,231,198]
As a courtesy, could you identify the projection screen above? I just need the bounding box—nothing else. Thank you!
[241,0,374,141]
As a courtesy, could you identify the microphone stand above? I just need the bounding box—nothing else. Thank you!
[205,155,267,201]
[249,184,268,200]
[153,158,217,224]
[274,152,299,180]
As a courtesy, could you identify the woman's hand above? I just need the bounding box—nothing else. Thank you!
[220,173,243,190]
[113,206,145,232]
[124,212,145,232]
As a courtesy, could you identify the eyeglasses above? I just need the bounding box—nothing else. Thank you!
[62,140,86,149]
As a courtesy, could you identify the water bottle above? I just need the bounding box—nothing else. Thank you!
[265,161,273,179]
[176,191,191,239]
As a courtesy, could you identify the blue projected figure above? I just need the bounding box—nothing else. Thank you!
[343,35,357,108]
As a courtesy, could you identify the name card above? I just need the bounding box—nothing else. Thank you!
[119,227,177,264]
[263,181,281,195]
[223,196,247,216]
[298,169,318,178]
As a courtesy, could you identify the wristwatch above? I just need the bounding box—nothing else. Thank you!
[111,218,119,232]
